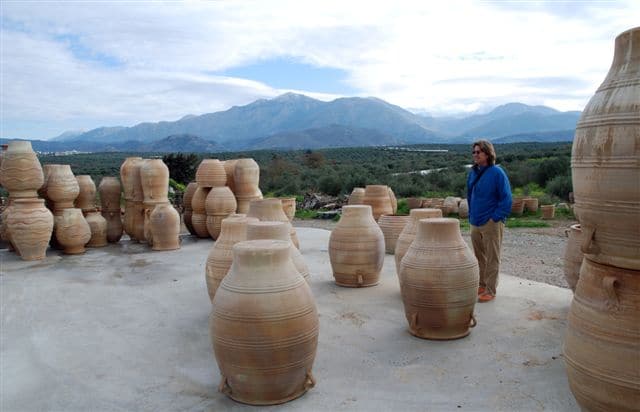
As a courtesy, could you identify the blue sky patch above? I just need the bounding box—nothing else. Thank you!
[54,33,122,68]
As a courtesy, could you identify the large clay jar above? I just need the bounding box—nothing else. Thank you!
[246,221,310,282]
[196,159,227,188]
[140,159,169,205]
[39,164,55,209]
[524,198,539,213]
[149,202,181,251]
[348,187,365,205]
[540,205,555,219]
[182,182,198,236]
[388,187,398,214]
[564,257,640,411]
[75,175,96,212]
[395,208,443,274]
[234,158,260,196]
[458,199,469,218]
[120,157,143,201]
[210,239,318,405]
[223,159,238,193]
[329,205,384,287]
[56,208,91,254]
[280,197,296,221]
[378,214,410,254]
[571,27,640,271]
[564,224,583,291]
[0,140,44,199]
[131,201,146,242]
[205,186,237,239]
[191,186,211,238]
[6,198,53,260]
[47,165,80,210]
[123,200,137,241]
[84,209,108,248]
[362,185,393,221]
[247,198,299,249]
[98,177,121,211]
[399,218,479,340]
[103,210,123,243]
[444,197,459,215]
[205,215,258,301]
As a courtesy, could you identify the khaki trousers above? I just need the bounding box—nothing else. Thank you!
[470,219,504,296]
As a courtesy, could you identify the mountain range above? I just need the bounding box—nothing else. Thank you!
[6,93,581,152]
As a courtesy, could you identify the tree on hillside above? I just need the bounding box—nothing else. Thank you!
[162,153,199,184]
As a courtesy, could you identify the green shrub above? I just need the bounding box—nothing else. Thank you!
[546,174,572,200]
[396,199,409,215]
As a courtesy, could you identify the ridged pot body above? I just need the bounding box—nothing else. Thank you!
[205,216,258,301]
[564,256,640,411]
[223,159,238,193]
[7,198,53,260]
[234,158,261,197]
[362,185,393,221]
[85,210,108,247]
[125,200,146,242]
[75,175,96,211]
[400,218,479,340]
[46,164,79,210]
[571,27,640,270]
[39,164,54,205]
[150,203,181,251]
[102,210,123,243]
[247,199,299,249]
[511,197,525,216]
[196,159,227,188]
[210,240,318,405]
[140,159,169,204]
[540,205,555,219]
[329,205,384,287]
[120,157,144,201]
[0,200,15,250]
[56,208,91,254]
[191,187,211,238]
[564,224,583,291]
[524,198,539,213]
[280,197,296,221]
[182,182,198,236]
[395,208,443,274]
[348,188,365,205]
[407,197,423,210]
[458,199,469,218]
[205,186,237,239]
[98,177,121,212]
[378,214,410,254]
[0,141,44,198]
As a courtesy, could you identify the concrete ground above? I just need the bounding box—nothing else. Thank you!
[1,228,578,411]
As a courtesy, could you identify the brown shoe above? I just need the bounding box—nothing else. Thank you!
[478,293,495,303]
[478,286,486,295]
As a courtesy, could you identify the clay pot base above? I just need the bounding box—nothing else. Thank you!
[219,372,315,406]
[63,246,86,255]
[333,272,380,288]
[334,280,379,288]
[408,314,477,340]
[152,244,180,251]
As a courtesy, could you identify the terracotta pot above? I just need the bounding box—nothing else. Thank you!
[458,199,469,218]
[140,159,169,205]
[210,239,318,405]
[247,198,299,249]
[236,191,263,214]
[223,159,238,193]
[84,209,108,247]
[329,205,384,287]
[144,206,154,246]
[421,198,433,208]
[75,175,96,212]
[564,256,640,411]
[191,186,211,238]
[400,218,479,340]
[0,140,44,199]
[540,205,555,219]
[407,197,423,210]
[102,210,123,243]
[362,185,393,221]
[394,208,443,274]
[511,197,525,216]
[183,182,198,236]
[205,186,237,239]
[120,157,144,201]
[6,198,53,260]
[130,200,146,242]
[443,197,459,215]
[378,214,410,254]
[47,165,79,210]
[205,215,258,301]
[348,187,365,205]
[39,164,55,206]
[246,221,310,282]
[150,202,181,251]
[563,224,583,291]
[55,208,91,254]
[196,159,227,188]
[98,177,121,212]
[123,200,135,240]
[233,158,261,197]
[280,197,296,221]
[388,187,398,214]
[524,198,539,213]
[0,200,15,251]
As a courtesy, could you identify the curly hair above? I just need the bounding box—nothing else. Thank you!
[472,139,496,165]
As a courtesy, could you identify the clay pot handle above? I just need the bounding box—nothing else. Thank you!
[602,276,620,312]
[218,376,232,396]
[469,314,477,328]
[580,226,599,255]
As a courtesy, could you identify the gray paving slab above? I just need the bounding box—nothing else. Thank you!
[0,228,578,411]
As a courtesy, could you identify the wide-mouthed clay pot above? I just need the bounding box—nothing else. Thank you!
[0,140,44,199]
[279,197,296,221]
[75,175,96,212]
[149,202,181,251]
[362,185,393,221]
[205,186,237,239]
[378,214,410,254]
[196,159,227,188]
[348,187,365,205]
[182,182,198,236]
[84,209,108,248]
[6,198,53,260]
[120,157,144,201]
[46,165,80,210]
[55,208,91,254]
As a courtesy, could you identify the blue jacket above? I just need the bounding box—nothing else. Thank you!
[467,165,512,226]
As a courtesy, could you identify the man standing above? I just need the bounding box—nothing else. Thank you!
[467,140,512,302]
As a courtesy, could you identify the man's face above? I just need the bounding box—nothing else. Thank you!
[472,145,488,166]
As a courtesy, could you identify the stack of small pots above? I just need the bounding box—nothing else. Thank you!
[247,198,299,249]
[564,27,640,411]
[76,175,108,248]
[98,177,123,243]
[233,158,263,214]
[140,159,180,251]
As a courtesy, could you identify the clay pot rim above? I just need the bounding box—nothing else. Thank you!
[234,239,290,254]
[12,198,45,205]
[418,217,459,225]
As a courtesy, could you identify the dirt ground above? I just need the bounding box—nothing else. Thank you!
[293,216,578,289]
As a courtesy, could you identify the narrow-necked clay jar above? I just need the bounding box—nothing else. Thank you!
[84,209,108,247]
[196,159,227,188]
[0,140,44,199]
[191,186,211,238]
[399,218,479,340]
[329,205,384,287]
[75,175,96,212]
[120,157,143,201]
[98,177,122,212]
[233,158,261,197]
[246,221,310,282]
[205,186,237,239]
[47,165,80,210]
[149,202,181,251]
[247,198,299,249]
[362,185,393,221]
[394,208,443,274]
[6,198,53,260]
[210,239,318,405]
[378,214,411,254]
[348,187,365,205]
[55,208,91,254]
[182,182,198,236]
[140,159,169,205]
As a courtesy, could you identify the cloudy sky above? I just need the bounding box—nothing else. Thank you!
[1,1,638,140]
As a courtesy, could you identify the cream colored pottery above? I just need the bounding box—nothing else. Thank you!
[247,198,299,249]
[6,198,53,260]
[329,205,384,287]
[362,185,393,221]
[348,187,365,205]
[0,200,15,251]
[85,209,108,247]
[98,177,121,212]
[47,165,80,210]
[196,159,227,188]
[75,175,96,211]
[150,202,181,251]
[233,158,261,197]
[0,140,44,199]
[458,199,469,218]
[399,218,479,340]
[210,239,318,405]
[394,208,443,274]
[236,191,263,214]
[540,205,555,219]
[119,157,143,201]
[191,186,211,238]
[183,182,198,236]
[205,186,237,239]
[246,221,310,282]
[378,214,410,254]
[130,200,146,242]
[280,197,296,221]
[56,208,91,254]
[144,206,154,246]
[39,164,55,205]
[223,159,238,193]
[140,159,169,205]
[443,196,459,215]
[563,224,583,291]
[205,216,258,301]
[102,210,123,243]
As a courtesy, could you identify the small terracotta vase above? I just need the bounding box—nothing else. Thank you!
[98,177,122,212]
[103,210,123,243]
[378,214,411,254]
[246,221,310,282]
[205,215,258,301]
[182,182,198,236]
[140,159,169,205]
[223,159,238,193]
[6,198,53,260]
[540,205,555,219]
[84,209,108,247]
[247,198,299,249]
[150,202,181,251]
[394,208,443,274]
[191,186,211,238]
[399,218,479,340]
[280,197,296,221]
[196,159,227,188]
[0,140,44,199]
[563,224,583,291]
[329,205,384,287]
[511,197,525,216]
[362,185,393,221]
[120,157,144,201]
[205,186,237,239]
[348,187,365,205]
[233,158,261,197]
[75,175,96,212]
[47,165,80,210]
[458,199,469,218]
[56,208,91,254]
[210,239,318,405]
[524,198,539,213]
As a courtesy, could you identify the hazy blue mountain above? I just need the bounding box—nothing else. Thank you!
[492,129,575,143]
[50,129,86,141]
